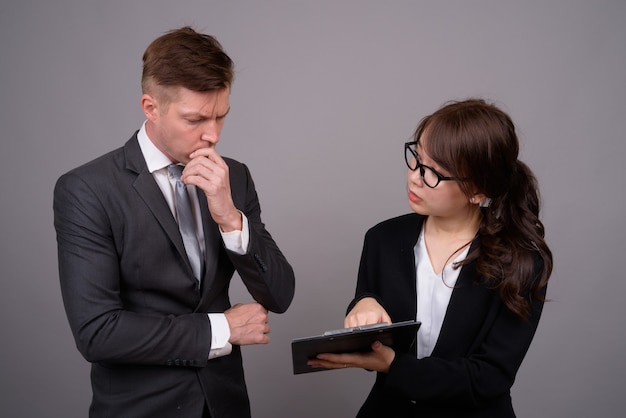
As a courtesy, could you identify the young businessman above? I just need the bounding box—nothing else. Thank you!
[54,27,295,418]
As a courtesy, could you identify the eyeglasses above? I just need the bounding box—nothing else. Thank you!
[404,141,464,188]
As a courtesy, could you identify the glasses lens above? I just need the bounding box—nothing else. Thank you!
[421,166,439,188]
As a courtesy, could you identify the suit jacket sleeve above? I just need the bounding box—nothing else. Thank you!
[54,168,213,367]
[222,159,295,314]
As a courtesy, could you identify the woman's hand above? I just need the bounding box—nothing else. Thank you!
[306,298,395,373]
[344,297,392,328]
[307,341,396,373]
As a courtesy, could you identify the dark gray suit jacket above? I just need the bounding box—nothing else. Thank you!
[349,213,545,418]
[54,134,295,418]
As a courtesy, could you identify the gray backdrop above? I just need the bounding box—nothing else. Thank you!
[2,1,625,417]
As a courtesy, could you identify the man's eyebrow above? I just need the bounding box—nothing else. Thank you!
[219,106,231,118]
[181,106,230,119]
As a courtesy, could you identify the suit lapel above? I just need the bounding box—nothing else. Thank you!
[123,136,198,285]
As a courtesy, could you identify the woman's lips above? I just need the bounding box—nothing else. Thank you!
[408,191,422,204]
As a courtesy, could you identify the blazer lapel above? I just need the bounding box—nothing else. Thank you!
[430,239,493,357]
[401,217,422,318]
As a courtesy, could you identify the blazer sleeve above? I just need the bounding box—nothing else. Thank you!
[386,288,545,407]
[54,170,213,367]
[221,160,295,314]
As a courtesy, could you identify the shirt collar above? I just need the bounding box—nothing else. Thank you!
[137,121,173,173]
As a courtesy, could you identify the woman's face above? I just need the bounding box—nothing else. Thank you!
[406,139,471,218]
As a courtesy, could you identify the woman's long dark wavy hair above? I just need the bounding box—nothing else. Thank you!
[414,99,553,319]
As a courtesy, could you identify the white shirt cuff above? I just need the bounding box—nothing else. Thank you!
[220,211,249,255]
[207,313,232,359]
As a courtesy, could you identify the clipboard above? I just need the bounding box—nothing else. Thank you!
[291,320,420,374]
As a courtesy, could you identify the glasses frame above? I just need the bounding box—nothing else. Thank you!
[404,141,464,188]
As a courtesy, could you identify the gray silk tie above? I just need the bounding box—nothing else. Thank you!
[168,164,203,282]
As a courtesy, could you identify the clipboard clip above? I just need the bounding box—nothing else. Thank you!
[323,322,390,336]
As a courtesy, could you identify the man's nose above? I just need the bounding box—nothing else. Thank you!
[201,123,220,144]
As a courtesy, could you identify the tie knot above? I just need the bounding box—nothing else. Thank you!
[168,164,184,180]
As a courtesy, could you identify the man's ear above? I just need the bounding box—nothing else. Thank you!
[141,93,159,121]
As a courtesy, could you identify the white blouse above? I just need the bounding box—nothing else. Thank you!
[414,227,470,359]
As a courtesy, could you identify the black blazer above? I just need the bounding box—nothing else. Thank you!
[349,213,545,418]
[53,134,295,418]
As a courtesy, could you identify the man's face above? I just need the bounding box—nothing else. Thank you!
[144,86,230,164]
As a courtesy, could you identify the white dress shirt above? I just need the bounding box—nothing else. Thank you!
[414,227,470,359]
[137,122,249,359]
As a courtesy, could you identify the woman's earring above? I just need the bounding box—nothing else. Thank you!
[471,197,476,204]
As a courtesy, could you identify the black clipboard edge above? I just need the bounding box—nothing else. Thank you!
[291,320,420,375]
